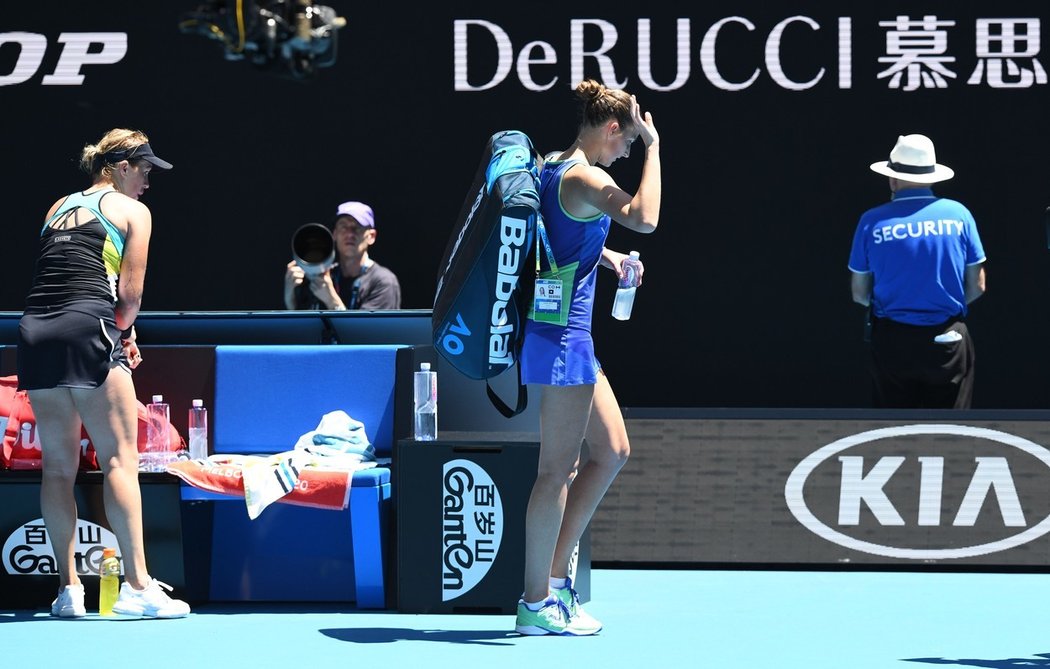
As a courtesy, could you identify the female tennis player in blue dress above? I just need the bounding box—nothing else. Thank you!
[514,79,661,635]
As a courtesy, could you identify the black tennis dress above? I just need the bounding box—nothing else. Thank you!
[17,189,130,390]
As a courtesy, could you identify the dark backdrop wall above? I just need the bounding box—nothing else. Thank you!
[3,2,1048,409]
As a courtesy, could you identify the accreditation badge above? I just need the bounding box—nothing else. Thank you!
[533,278,563,316]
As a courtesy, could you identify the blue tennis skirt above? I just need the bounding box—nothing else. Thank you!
[520,320,600,386]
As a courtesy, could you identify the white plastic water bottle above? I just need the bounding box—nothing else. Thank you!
[188,399,208,460]
[611,251,642,321]
[413,362,438,441]
[144,394,170,472]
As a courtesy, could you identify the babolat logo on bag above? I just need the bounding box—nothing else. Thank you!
[432,130,541,417]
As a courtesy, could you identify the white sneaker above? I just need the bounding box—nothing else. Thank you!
[111,579,190,618]
[553,580,603,635]
[50,584,86,618]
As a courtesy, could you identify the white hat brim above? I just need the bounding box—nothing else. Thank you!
[870,161,954,183]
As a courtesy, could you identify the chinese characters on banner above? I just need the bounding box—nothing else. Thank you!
[878,16,1047,90]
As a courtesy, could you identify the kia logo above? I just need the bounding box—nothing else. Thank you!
[785,424,1050,559]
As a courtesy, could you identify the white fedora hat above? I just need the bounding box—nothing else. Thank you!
[869,134,954,183]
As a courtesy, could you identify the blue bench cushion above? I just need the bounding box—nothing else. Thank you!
[352,467,389,486]
[214,345,405,458]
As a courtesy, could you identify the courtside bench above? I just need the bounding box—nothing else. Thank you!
[181,344,433,609]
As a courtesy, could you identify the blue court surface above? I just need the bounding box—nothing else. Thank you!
[2,568,1047,669]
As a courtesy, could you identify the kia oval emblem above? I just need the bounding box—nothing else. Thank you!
[785,424,1050,559]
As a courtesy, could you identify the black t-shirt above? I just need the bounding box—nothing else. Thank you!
[293,260,402,310]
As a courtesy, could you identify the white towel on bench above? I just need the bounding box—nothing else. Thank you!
[241,410,376,519]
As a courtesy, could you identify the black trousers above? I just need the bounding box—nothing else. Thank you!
[869,317,975,409]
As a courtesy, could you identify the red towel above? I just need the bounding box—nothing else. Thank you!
[167,456,352,512]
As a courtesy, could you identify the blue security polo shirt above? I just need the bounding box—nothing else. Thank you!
[848,188,986,326]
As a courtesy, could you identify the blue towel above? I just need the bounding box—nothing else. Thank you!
[293,410,375,461]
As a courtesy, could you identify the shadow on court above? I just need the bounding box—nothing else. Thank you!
[321,627,519,646]
[0,611,47,623]
[905,653,1050,667]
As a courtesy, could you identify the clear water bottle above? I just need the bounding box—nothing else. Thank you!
[99,547,120,616]
[413,362,437,441]
[188,399,208,460]
[611,251,642,321]
[144,395,170,472]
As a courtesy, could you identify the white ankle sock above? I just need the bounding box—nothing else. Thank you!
[524,595,553,611]
[549,577,569,590]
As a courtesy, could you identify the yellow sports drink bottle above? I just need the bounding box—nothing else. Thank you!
[99,547,120,616]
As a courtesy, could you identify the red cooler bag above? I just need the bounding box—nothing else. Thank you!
[0,375,184,470]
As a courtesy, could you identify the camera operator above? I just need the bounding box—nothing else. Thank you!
[283,201,401,310]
